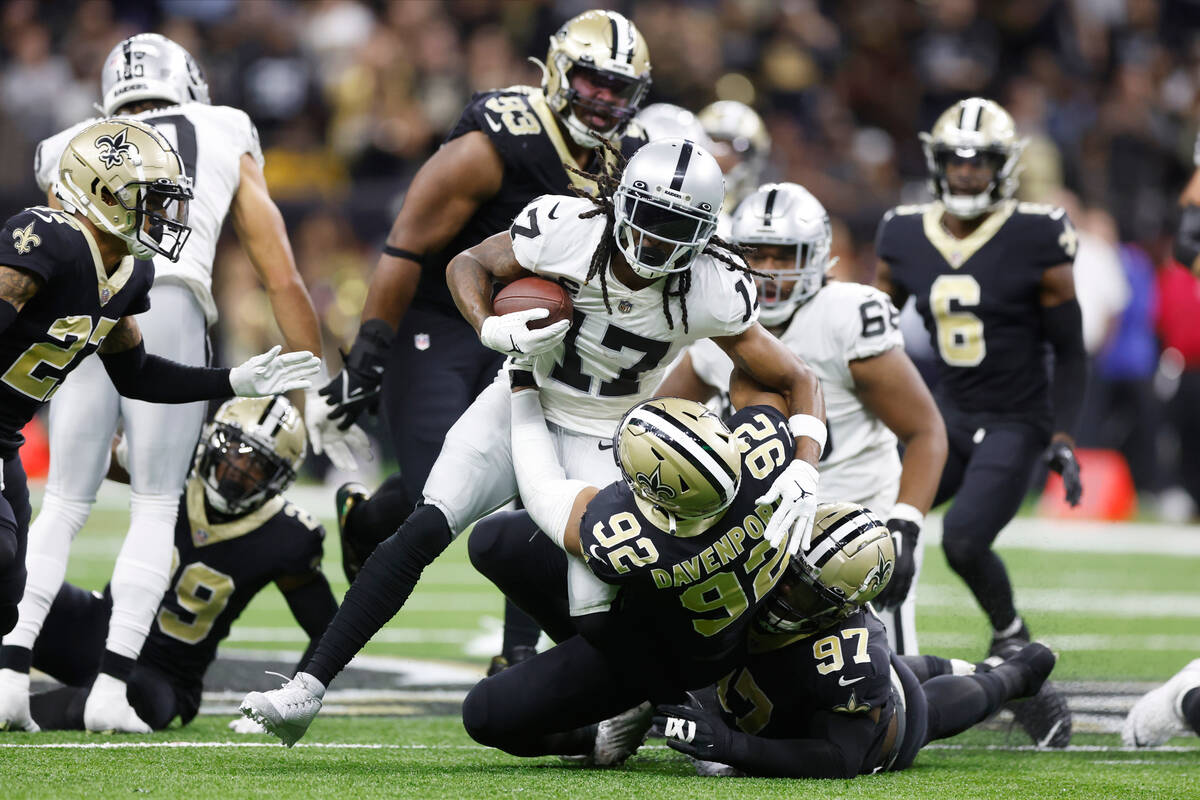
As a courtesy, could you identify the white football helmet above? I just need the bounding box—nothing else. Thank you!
[635,103,712,147]
[195,395,306,516]
[613,138,724,279]
[731,183,834,326]
[101,33,210,116]
[698,100,771,211]
[920,97,1025,220]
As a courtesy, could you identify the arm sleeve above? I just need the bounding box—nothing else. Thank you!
[723,712,879,779]
[1174,204,1200,268]
[1042,299,1087,436]
[282,572,339,674]
[99,339,232,402]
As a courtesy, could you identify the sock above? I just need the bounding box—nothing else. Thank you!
[1,493,91,651]
[1182,687,1200,735]
[29,686,89,730]
[306,504,452,686]
[104,492,177,659]
[0,644,32,673]
[502,599,542,658]
[98,651,136,683]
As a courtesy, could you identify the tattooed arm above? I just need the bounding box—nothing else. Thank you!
[0,264,41,333]
[96,315,144,354]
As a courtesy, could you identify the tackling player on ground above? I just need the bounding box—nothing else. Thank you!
[0,118,320,732]
[19,396,336,732]
[0,33,335,734]
[240,137,827,747]
[659,182,947,654]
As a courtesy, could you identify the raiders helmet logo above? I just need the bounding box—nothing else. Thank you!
[95,127,138,169]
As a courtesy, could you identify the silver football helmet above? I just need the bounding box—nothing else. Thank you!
[635,103,712,146]
[920,97,1025,220]
[731,183,834,326]
[195,396,306,516]
[101,33,210,116]
[698,100,770,212]
[613,138,724,279]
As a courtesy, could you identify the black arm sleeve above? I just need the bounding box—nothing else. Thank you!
[282,572,340,674]
[1174,205,1200,269]
[1041,299,1087,436]
[99,340,232,402]
[723,712,880,778]
[0,299,17,336]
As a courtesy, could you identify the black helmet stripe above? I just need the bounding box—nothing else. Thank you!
[256,396,287,435]
[763,187,778,226]
[638,404,738,484]
[958,98,983,132]
[609,16,619,61]
[670,140,693,192]
[807,507,880,568]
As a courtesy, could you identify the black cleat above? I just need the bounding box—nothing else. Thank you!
[987,621,1031,660]
[336,482,371,584]
[1004,642,1072,748]
[486,645,537,677]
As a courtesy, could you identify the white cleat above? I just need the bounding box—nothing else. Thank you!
[1123,659,1200,747]
[0,669,39,732]
[84,674,151,734]
[590,702,653,767]
[228,715,268,734]
[239,671,325,748]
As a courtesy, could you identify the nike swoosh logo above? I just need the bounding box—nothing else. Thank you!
[597,441,614,451]
[838,676,865,686]
[548,202,560,220]
[484,113,503,133]
[588,545,604,561]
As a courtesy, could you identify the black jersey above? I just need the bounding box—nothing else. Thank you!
[718,609,897,774]
[578,405,796,682]
[412,86,647,315]
[876,200,1076,424]
[0,207,153,457]
[139,479,325,689]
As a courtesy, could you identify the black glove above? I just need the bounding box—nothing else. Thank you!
[317,319,392,431]
[873,518,919,609]
[1044,440,1082,507]
[653,702,733,762]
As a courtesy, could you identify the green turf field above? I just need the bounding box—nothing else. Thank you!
[3,486,1198,799]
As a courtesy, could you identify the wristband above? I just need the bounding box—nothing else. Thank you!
[509,368,537,389]
[787,414,827,453]
[381,245,425,265]
[888,502,924,526]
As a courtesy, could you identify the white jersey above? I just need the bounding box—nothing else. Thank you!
[35,102,263,326]
[511,194,758,437]
[688,281,904,505]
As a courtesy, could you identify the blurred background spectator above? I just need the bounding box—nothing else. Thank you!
[3,0,1199,516]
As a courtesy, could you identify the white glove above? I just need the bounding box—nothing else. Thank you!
[305,387,372,471]
[755,460,819,557]
[228,715,267,734]
[480,309,570,357]
[229,345,322,397]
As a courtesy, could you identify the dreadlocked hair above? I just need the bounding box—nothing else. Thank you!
[566,140,769,332]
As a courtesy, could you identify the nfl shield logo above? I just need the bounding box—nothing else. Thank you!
[618,299,633,314]
[414,333,431,351]
[99,287,112,305]
[195,528,208,543]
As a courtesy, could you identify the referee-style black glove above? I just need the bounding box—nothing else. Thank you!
[318,319,391,430]
[654,702,733,763]
[1043,440,1082,507]
[874,517,919,609]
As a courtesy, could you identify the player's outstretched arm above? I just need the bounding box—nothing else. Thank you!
[315,132,504,431]
[874,259,909,309]
[851,347,947,607]
[0,264,41,333]
[655,350,718,403]
[1039,262,1086,506]
[715,323,825,554]
[98,316,320,402]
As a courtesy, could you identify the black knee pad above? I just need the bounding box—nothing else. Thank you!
[460,683,496,747]
[0,603,17,637]
[941,530,987,573]
[467,511,537,576]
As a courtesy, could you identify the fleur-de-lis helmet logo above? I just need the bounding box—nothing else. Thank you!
[634,463,676,500]
[95,127,137,169]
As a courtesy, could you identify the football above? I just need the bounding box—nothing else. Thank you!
[493,277,573,330]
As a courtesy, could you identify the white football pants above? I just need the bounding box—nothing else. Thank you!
[2,283,208,658]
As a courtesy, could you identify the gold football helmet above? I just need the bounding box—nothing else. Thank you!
[698,100,771,211]
[757,502,894,636]
[540,9,651,148]
[55,118,193,261]
[613,397,742,536]
[195,395,306,516]
[920,97,1026,219]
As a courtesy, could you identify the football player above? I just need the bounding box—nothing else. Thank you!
[0,34,337,735]
[875,97,1083,719]
[656,503,1066,778]
[658,183,947,654]
[1175,132,1200,276]
[239,138,827,747]
[315,9,653,672]
[0,118,320,732]
[15,396,336,732]
[635,103,712,146]
[1123,659,1200,747]
[460,364,803,763]
[698,101,771,221]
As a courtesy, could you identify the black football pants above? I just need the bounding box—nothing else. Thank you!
[934,405,1047,634]
[0,454,31,636]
